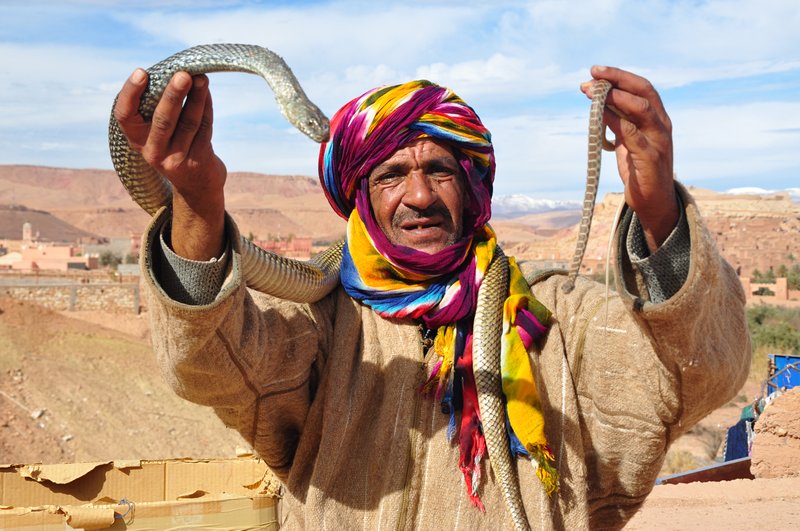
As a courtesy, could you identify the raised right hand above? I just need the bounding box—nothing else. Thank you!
[113,69,227,260]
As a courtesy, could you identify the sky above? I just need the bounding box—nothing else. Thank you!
[1,0,798,202]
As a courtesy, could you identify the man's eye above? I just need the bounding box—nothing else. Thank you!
[429,168,456,180]
[373,172,401,185]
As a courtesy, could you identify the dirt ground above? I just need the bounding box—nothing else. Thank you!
[627,476,800,529]
[3,296,800,528]
[0,297,248,464]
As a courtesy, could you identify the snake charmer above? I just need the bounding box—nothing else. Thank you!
[113,60,750,529]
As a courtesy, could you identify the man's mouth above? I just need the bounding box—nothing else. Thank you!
[401,219,441,231]
[389,207,457,252]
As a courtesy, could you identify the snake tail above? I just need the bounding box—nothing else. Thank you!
[562,79,614,294]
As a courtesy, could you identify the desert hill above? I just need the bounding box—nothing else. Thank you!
[501,186,800,278]
[2,165,798,278]
[0,166,133,210]
[0,204,99,242]
[0,296,247,464]
[0,165,321,210]
[0,165,345,242]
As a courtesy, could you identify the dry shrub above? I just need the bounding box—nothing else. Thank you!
[690,424,725,460]
[660,449,702,476]
[749,344,773,384]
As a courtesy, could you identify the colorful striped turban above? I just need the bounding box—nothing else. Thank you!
[318,79,495,230]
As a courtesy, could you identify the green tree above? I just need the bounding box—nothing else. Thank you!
[788,264,800,290]
[99,251,122,269]
[747,305,800,355]
[752,268,776,283]
[748,304,772,327]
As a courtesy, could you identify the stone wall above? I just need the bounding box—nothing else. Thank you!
[0,282,140,313]
[752,387,800,479]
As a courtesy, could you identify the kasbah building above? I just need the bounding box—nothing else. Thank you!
[0,220,311,281]
[0,222,101,272]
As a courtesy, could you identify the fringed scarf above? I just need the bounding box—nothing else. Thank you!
[318,80,559,507]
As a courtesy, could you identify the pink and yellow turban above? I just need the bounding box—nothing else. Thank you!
[318,80,495,233]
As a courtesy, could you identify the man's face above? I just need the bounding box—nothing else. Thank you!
[367,138,466,254]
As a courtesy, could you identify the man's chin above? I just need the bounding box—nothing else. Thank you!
[394,233,458,254]
[411,243,450,255]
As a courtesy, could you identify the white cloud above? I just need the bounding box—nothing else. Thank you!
[489,111,607,199]
[474,97,800,199]
[671,100,800,184]
[1,0,798,198]
[0,44,136,130]
[631,61,800,90]
[657,0,800,63]
[114,3,479,71]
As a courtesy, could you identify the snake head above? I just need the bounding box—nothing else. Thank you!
[301,113,331,144]
[283,99,330,143]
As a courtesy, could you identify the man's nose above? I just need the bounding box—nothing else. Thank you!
[402,171,436,210]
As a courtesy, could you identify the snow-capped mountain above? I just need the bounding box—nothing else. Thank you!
[491,186,800,220]
[491,194,582,218]
[725,187,800,202]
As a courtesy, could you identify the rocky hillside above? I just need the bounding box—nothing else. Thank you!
[501,187,800,278]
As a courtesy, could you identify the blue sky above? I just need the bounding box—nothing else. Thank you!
[1,0,798,201]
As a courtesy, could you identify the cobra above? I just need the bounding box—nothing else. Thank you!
[108,44,614,531]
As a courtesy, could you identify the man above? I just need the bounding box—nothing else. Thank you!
[114,65,750,529]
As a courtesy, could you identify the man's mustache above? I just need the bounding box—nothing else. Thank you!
[391,205,454,227]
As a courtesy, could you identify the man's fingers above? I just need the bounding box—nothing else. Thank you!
[590,65,671,130]
[602,107,650,153]
[145,71,193,160]
[113,68,150,148]
[190,87,215,154]
[590,65,657,101]
[579,76,671,158]
[604,88,670,137]
[170,74,210,158]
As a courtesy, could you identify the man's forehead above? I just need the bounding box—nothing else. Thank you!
[376,138,457,165]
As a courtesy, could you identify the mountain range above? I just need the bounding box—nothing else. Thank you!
[1,165,798,279]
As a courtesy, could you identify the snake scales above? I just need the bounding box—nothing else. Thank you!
[562,79,616,294]
[108,44,613,531]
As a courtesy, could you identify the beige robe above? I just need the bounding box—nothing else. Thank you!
[142,185,750,529]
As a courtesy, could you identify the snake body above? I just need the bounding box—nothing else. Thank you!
[473,247,532,530]
[562,79,615,294]
[109,44,612,529]
[108,44,342,301]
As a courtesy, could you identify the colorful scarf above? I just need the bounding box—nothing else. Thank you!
[318,80,558,506]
